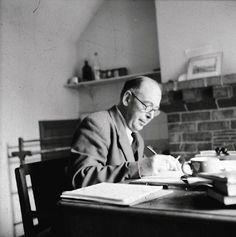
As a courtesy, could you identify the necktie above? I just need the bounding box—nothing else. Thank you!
[131,132,139,160]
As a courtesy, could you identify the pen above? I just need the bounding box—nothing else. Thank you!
[147,146,181,161]
[146,145,158,155]
[176,155,181,161]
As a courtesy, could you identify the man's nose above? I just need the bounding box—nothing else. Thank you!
[146,111,155,119]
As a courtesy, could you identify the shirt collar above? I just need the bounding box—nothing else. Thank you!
[116,107,133,144]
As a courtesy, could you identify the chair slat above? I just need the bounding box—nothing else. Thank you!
[15,157,71,237]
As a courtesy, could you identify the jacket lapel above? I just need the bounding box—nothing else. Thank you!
[108,106,136,162]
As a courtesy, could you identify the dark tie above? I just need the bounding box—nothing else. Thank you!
[131,132,139,160]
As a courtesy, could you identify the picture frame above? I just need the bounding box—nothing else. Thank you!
[187,52,222,80]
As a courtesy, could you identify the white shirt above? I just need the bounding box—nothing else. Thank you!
[116,107,133,145]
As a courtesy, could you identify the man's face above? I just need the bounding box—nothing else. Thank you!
[125,81,162,132]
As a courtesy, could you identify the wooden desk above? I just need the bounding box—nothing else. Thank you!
[58,190,236,237]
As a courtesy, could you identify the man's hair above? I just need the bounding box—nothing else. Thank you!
[120,76,159,99]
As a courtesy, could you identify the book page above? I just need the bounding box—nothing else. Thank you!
[130,171,184,185]
[199,170,236,183]
[130,171,212,186]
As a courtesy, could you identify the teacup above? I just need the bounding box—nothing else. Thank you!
[181,157,221,176]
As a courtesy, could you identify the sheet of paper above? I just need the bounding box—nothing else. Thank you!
[130,171,184,185]
[130,171,212,186]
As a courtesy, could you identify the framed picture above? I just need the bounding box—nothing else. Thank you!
[187,52,222,80]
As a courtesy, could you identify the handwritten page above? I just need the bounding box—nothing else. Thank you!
[61,182,172,206]
[130,171,184,185]
[130,171,213,186]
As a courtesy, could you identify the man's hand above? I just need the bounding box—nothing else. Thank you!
[138,154,181,176]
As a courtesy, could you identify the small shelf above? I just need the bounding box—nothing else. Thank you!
[64,71,161,89]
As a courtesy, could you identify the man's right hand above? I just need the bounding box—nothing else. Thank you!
[138,154,181,176]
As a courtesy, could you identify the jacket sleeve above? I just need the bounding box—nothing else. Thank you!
[69,114,140,188]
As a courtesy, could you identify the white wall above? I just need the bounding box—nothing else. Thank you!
[0,0,103,236]
[156,0,236,82]
[75,0,159,77]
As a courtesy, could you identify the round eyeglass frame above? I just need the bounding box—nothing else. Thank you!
[130,91,160,117]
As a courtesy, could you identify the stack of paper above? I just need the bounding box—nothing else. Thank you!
[61,182,172,206]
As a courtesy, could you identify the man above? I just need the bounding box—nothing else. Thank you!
[69,76,180,188]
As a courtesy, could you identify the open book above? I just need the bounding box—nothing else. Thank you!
[129,171,212,186]
[130,171,184,185]
[198,170,236,183]
[61,182,172,206]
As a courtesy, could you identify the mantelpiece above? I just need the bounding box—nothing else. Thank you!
[162,73,236,92]
[160,73,236,113]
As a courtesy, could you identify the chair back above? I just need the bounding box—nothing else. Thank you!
[15,157,71,237]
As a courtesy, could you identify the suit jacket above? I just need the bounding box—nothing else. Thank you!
[69,106,144,188]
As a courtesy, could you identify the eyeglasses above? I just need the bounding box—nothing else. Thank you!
[130,92,160,117]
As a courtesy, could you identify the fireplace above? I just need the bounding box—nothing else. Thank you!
[160,74,236,160]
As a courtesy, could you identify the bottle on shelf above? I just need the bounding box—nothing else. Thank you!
[82,60,94,81]
[93,52,101,81]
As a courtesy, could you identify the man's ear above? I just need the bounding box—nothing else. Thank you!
[122,91,131,106]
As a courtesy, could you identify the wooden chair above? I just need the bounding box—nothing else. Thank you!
[15,157,72,237]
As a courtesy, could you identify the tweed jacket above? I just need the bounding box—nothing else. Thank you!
[69,106,144,188]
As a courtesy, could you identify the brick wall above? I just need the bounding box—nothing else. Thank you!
[161,75,236,160]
